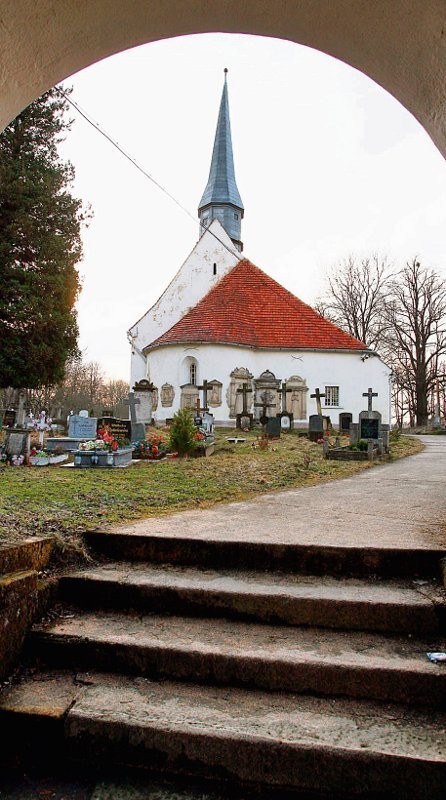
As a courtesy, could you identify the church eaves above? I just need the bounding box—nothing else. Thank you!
[144,259,367,352]
[198,69,244,251]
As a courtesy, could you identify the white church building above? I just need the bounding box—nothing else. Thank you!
[128,72,391,428]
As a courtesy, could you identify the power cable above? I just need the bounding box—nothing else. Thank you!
[55,86,242,260]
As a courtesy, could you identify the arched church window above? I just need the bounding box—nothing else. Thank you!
[190,362,197,385]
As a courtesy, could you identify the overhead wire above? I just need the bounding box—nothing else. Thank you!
[55,85,242,260]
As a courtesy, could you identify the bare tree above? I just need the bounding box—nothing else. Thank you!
[316,255,390,351]
[383,259,446,426]
[102,378,129,411]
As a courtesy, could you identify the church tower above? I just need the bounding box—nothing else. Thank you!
[198,69,244,251]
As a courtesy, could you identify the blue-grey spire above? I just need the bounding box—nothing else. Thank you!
[198,69,244,251]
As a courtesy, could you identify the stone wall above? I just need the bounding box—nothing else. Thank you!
[0,537,54,682]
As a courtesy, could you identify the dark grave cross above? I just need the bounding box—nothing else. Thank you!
[195,397,201,417]
[127,391,145,441]
[237,382,253,415]
[310,387,325,416]
[363,387,378,412]
[254,390,276,426]
[198,380,211,413]
[127,392,140,426]
[279,381,293,414]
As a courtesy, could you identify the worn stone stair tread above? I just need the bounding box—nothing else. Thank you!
[1,670,445,796]
[60,561,442,633]
[86,530,445,579]
[30,610,445,705]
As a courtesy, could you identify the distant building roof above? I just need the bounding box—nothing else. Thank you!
[145,259,367,352]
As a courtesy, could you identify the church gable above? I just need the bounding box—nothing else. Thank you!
[128,219,241,384]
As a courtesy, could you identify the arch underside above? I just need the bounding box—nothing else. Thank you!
[1,1,446,156]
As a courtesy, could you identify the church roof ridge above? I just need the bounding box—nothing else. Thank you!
[144,259,367,352]
[198,70,244,211]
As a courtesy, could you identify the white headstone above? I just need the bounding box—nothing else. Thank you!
[79,409,89,418]
[281,415,291,430]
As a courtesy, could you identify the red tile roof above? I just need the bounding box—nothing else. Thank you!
[145,259,366,352]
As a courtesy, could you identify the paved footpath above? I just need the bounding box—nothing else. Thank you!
[115,436,446,552]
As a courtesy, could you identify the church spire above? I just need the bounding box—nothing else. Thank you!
[198,69,244,251]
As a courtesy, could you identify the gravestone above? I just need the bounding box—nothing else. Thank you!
[79,409,89,418]
[133,379,155,424]
[5,429,30,459]
[358,387,381,443]
[236,382,253,429]
[309,414,324,442]
[98,417,132,444]
[266,417,281,438]
[280,414,291,431]
[360,415,380,440]
[3,409,16,428]
[68,415,98,440]
[126,393,146,442]
[339,412,352,434]
[201,412,214,434]
[254,371,279,422]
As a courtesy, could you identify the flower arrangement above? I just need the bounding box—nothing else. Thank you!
[79,438,118,452]
[79,425,119,453]
[132,436,167,460]
[29,447,51,465]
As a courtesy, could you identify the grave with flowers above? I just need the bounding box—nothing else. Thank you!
[132,435,167,460]
[73,424,132,468]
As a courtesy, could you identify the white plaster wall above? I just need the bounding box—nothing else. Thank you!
[128,220,241,386]
[147,343,391,426]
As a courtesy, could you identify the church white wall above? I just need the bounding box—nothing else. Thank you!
[127,220,241,387]
[147,343,391,426]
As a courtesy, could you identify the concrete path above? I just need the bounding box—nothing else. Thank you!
[115,436,446,552]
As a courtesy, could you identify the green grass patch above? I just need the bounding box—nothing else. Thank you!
[0,429,423,564]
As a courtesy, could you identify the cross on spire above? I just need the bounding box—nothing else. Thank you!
[363,387,378,412]
[310,387,325,416]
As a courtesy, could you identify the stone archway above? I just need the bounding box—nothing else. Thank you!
[1,2,446,159]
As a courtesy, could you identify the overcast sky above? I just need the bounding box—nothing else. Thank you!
[57,33,446,380]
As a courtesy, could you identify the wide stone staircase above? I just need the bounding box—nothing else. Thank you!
[0,529,445,798]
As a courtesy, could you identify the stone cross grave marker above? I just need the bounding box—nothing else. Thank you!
[127,392,145,442]
[197,380,211,413]
[237,383,253,415]
[363,387,378,413]
[278,382,293,413]
[358,387,381,445]
[236,382,253,429]
[254,391,276,426]
[310,387,325,416]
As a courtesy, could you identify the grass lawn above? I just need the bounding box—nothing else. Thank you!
[0,428,422,564]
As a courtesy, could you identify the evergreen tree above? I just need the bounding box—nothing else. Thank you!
[0,87,88,389]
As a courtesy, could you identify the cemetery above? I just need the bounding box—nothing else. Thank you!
[0,384,396,471]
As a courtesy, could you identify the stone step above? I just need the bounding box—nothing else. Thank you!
[85,530,445,581]
[1,671,445,799]
[59,562,444,635]
[28,609,446,707]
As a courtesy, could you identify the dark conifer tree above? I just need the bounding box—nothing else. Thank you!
[0,88,88,389]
